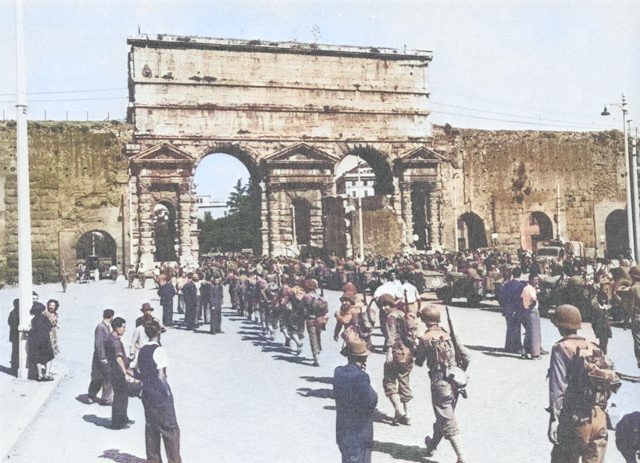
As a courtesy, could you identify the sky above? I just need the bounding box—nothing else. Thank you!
[1,0,639,199]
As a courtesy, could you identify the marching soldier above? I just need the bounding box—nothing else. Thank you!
[380,294,415,425]
[415,305,470,463]
[547,304,620,463]
[629,266,640,368]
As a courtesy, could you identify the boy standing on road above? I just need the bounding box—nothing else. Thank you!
[139,321,182,463]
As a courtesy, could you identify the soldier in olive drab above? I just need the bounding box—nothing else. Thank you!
[380,294,415,425]
[415,305,470,463]
[548,305,620,463]
[628,265,640,368]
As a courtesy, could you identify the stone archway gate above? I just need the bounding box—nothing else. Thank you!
[126,34,451,266]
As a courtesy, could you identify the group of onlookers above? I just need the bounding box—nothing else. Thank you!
[7,292,60,381]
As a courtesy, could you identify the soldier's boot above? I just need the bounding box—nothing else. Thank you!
[449,434,468,463]
[424,427,443,457]
[389,394,407,425]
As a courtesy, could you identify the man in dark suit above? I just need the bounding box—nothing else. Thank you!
[157,275,176,327]
[181,273,198,331]
[333,339,378,463]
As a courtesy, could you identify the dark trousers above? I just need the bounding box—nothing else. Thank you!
[162,301,174,327]
[111,375,129,428]
[143,394,182,463]
[184,304,197,330]
[210,305,222,333]
[10,340,18,373]
[504,310,523,353]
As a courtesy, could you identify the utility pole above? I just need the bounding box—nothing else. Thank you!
[15,0,34,380]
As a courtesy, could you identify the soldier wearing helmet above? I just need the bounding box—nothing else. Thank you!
[548,304,617,463]
[415,305,470,463]
[628,265,640,368]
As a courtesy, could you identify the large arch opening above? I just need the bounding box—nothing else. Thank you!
[605,209,629,259]
[76,230,117,276]
[344,147,394,195]
[194,152,262,255]
[458,212,488,250]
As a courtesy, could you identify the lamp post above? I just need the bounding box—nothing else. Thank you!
[602,94,635,261]
[15,0,33,379]
[356,159,365,262]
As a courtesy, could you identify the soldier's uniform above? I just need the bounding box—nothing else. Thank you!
[549,335,610,463]
[380,295,414,425]
[548,305,620,463]
[415,307,469,463]
[628,266,640,368]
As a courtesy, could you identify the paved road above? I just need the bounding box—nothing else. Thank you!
[1,279,638,463]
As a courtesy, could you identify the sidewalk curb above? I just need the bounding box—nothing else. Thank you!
[1,364,68,462]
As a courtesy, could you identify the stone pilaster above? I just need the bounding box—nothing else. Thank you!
[430,188,442,249]
[260,181,270,256]
[400,181,413,247]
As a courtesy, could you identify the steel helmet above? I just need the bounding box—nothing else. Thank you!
[629,265,640,280]
[420,305,441,324]
[553,304,582,330]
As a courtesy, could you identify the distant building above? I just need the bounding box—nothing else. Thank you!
[337,165,376,198]
[196,196,228,220]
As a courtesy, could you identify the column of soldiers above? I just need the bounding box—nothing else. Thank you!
[160,253,639,463]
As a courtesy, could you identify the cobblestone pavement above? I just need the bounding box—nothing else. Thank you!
[1,279,638,463]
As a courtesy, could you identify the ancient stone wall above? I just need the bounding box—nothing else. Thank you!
[429,127,626,251]
[0,120,626,284]
[0,121,131,284]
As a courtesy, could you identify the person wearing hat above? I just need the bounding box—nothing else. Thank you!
[415,305,470,463]
[380,293,415,426]
[130,303,164,369]
[629,265,640,368]
[334,292,372,348]
[547,304,619,463]
[333,339,377,463]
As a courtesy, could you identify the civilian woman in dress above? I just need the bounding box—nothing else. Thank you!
[27,302,55,381]
[44,299,60,378]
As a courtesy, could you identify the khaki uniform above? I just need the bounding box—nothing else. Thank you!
[630,281,640,366]
[549,335,611,463]
[382,307,414,422]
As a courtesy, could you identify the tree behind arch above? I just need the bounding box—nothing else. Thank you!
[198,179,261,254]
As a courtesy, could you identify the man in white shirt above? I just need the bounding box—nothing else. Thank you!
[138,321,182,463]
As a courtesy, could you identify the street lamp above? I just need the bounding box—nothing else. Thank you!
[602,94,636,261]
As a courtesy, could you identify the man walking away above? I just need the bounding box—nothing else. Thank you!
[548,304,620,463]
[139,321,182,463]
[333,338,377,463]
[415,305,470,463]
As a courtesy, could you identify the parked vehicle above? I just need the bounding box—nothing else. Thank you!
[435,271,484,306]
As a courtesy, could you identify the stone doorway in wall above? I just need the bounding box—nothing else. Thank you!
[76,230,117,277]
[605,209,629,260]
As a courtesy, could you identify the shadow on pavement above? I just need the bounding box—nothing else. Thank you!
[0,364,16,376]
[465,344,522,358]
[296,387,333,399]
[373,408,396,425]
[373,440,427,462]
[300,375,333,384]
[99,449,146,463]
[83,414,116,429]
[272,354,311,365]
